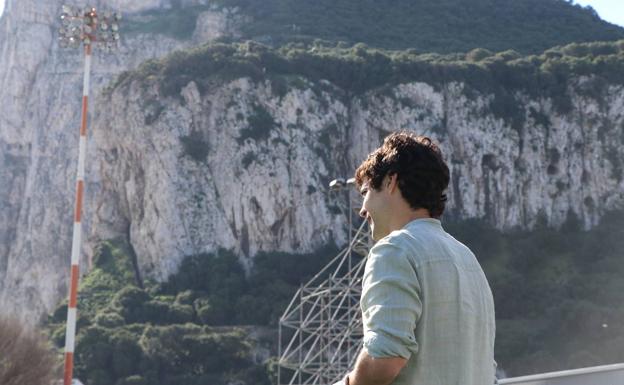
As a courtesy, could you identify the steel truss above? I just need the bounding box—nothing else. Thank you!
[278,182,372,385]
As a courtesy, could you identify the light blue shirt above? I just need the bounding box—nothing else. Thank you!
[361,218,496,385]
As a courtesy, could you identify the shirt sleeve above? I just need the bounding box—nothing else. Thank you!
[361,239,422,359]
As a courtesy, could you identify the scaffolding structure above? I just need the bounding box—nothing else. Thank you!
[278,179,372,385]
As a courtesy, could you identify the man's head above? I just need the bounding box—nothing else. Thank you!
[355,131,450,240]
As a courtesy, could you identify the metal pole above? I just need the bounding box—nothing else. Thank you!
[278,319,283,385]
[298,285,303,385]
[58,6,120,383]
[63,42,92,385]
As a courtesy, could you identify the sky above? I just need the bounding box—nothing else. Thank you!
[0,0,621,26]
[574,0,624,27]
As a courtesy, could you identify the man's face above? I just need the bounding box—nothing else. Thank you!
[358,177,392,241]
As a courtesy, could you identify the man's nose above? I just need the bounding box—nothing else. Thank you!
[359,207,367,218]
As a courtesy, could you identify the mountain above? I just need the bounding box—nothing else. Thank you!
[0,0,623,321]
[136,0,624,53]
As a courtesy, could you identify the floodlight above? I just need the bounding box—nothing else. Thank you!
[111,23,118,32]
[100,22,108,31]
[330,178,346,190]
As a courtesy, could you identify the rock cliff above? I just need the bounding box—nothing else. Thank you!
[0,1,623,321]
[0,0,242,320]
[93,75,624,283]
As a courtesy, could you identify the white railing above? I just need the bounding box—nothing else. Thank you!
[499,363,624,385]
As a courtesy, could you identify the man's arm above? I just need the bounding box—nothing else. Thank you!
[336,240,421,385]
[345,349,407,385]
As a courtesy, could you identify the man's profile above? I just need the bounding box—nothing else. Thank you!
[336,131,496,385]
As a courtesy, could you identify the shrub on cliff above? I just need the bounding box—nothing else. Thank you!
[115,39,624,131]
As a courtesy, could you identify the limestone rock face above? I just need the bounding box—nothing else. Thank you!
[92,78,347,279]
[90,75,624,286]
[347,81,624,229]
[0,1,623,321]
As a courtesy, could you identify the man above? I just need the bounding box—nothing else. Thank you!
[335,132,496,385]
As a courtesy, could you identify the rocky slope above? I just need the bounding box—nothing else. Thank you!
[0,0,623,322]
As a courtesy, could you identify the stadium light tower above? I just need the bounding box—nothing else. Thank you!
[57,5,121,385]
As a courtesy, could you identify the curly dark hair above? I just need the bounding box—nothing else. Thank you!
[355,131,450,218]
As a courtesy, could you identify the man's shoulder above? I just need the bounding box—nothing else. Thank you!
[374,220,473,265]
[377,223,431,250]
[369,229,417,262]
[374,229,413,251]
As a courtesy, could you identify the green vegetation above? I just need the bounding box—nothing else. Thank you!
[119,0,624,53]
[446,210,624,376]
[45,241,338,385]
[241,151,257,168]
[206,0,624,54]
[123,4,211,40]
[160,245,338,325]
[143,100,164,125]
[238,105,278,143]
[44,208,624,381]
[180,131,210,162]
[113,39,624,129]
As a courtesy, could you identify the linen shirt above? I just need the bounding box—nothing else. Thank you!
[361,218,496,385]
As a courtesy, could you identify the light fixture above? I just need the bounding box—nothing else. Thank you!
[330,178,346,190]
[58,4,122,50]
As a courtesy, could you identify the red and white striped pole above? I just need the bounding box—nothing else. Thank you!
[58,5,120,384]
[63,42,92,385]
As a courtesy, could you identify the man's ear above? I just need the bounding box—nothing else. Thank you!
[387,173,399,194]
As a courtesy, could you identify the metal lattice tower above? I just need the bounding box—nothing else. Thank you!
[278,178,372,385]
